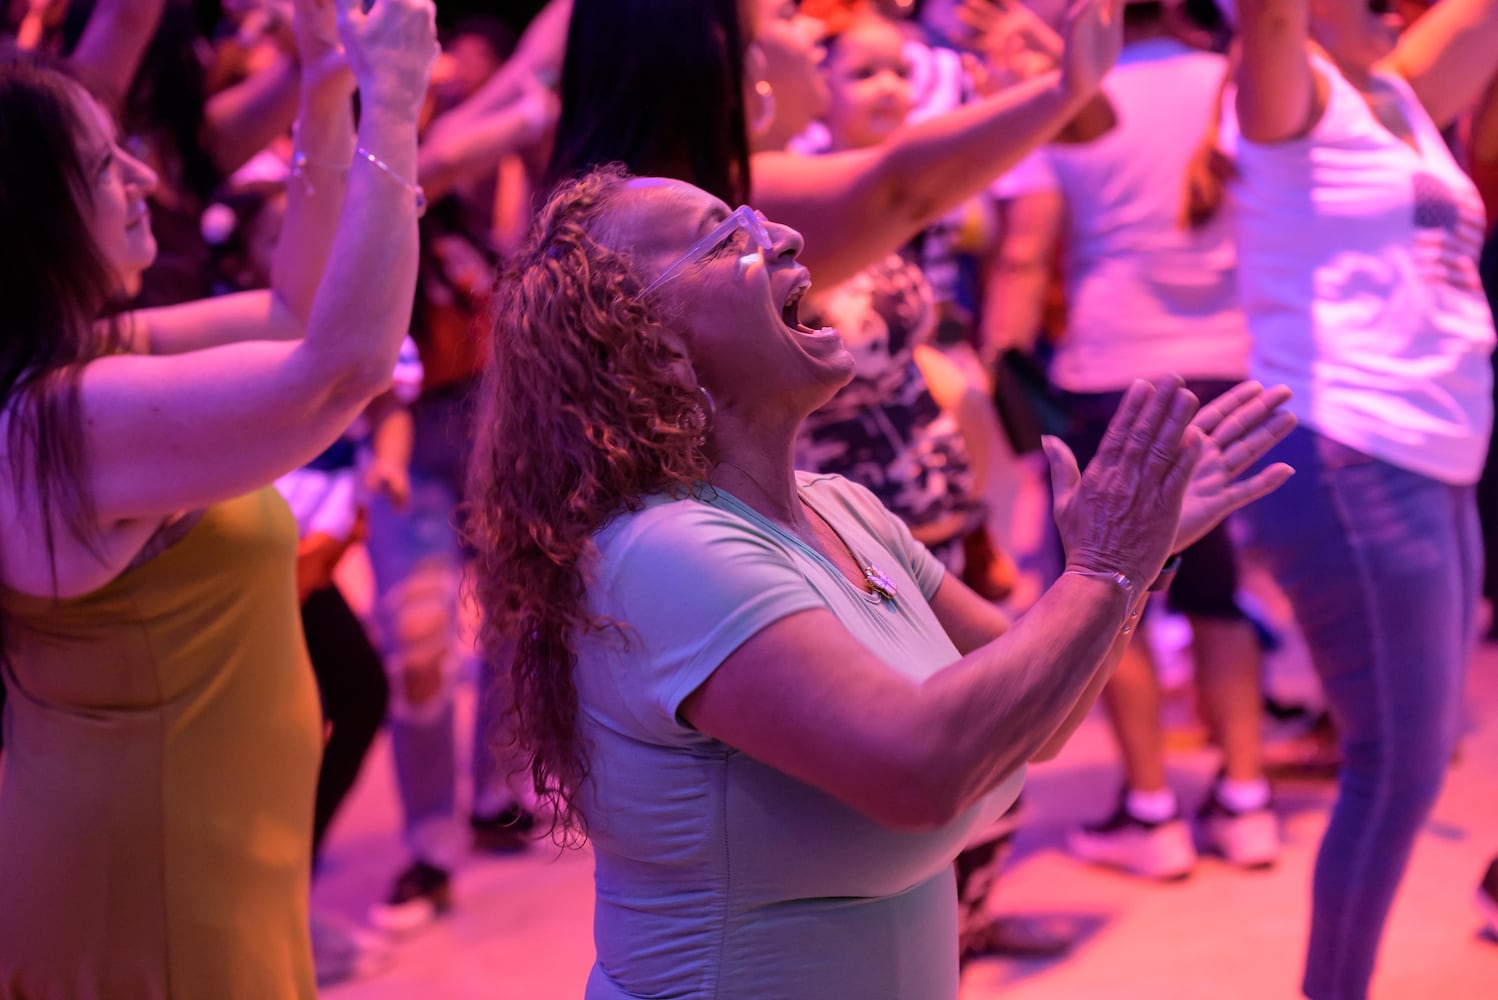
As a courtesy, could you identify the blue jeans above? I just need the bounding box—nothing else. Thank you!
[1241,427,1479,1000]
[366,382,507,870]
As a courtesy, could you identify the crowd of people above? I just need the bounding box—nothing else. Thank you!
[0,0,1496,997]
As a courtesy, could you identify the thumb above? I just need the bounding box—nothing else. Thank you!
[1042,434,1081,500]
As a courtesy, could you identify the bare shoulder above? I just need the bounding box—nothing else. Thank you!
[0,406,155,600]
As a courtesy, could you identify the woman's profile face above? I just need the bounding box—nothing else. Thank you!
[821,18,914,151]
[750,0,830,139]
[69,87,159,298]
[617,177,853,413]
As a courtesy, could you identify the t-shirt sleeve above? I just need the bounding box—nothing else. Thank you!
[589,504,827,745]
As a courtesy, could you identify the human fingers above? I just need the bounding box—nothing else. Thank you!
[1091,378,1155,470]
[1118,375,1191,475]
[1191,380,1263,437]
[1042,434,1083,506]
[1217,409,1297,478]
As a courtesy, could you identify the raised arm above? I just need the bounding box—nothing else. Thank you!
[1234,0,1325,144]
[1382,0,1498,131]
[65,0,166,119]
[416,0,571,154]
[750,0,1121,288]
[131,0,356,355]
[77,0,436,524]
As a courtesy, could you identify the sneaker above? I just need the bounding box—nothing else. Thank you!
[311,911,392,988]
[368,860,452,936]
[1067,798,1197,881]
[1477,856,1498,939]
[470,803,537,855]
[1198,788,1280,869]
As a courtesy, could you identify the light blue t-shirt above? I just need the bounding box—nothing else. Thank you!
[575,472,1025,1000]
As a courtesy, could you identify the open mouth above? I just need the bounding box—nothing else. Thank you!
[781,281,823,335]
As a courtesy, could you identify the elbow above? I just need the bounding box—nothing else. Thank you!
[861,741,970,832]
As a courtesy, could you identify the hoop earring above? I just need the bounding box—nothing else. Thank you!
[693,385,718,439]
[749,79,776,138]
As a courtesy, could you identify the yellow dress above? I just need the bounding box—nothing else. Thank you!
[0,488,322,999]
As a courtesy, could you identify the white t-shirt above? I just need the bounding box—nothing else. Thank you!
[1222,54,1495,484]
[1007,39,1250,392]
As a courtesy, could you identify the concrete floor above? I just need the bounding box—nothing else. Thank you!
[314,628,1498,999]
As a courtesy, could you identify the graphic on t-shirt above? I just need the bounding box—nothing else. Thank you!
[1412,172,1485,294]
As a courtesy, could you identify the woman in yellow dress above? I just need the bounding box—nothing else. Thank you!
[0,1,436,996]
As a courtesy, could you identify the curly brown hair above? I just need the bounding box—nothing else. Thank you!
[465,166,713,845]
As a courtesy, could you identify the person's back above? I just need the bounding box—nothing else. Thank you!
[1044,38,1247,392]
[0,489,322,998]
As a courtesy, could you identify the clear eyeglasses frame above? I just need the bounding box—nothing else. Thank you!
[633,205,775,301]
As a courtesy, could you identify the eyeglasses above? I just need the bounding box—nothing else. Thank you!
[633,205,775,301]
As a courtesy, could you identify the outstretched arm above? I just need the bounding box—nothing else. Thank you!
[1383,0,1498,131]
[131,0,356,355]
[750,0,1122,288]
[76,0,435,524]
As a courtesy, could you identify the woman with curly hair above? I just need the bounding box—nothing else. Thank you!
[467,165,1296,998]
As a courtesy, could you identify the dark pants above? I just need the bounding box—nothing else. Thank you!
[1059,379,1245,619]
[303,585,390,860]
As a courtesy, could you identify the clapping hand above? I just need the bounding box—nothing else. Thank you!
[1044,377,1203,590]
[333,0,439,119]
[1172,382,1296,552]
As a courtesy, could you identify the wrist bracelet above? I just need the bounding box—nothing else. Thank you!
[1149,553,1183,592]
[355,145,428,217]
[1063,567,1141,635]
[290,121,351,196]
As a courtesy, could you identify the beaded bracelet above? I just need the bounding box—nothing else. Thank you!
[355,145,428,217]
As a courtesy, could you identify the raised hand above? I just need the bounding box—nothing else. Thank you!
[1172,382,1296,552]
[1059,0,1125,102]
[334,0,439,118]
[293,0,354,110]
[1044,377,1204,591]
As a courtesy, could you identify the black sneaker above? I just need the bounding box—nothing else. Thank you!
[368,860,451,936]
[1066,795,1196,880]
[1478,856,1498,940]
[470,803,537,855]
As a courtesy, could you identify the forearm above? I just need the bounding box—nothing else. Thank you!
[67,0,167,117]
[417,102,544,203]
[1029,597,1150,760]
[875,72,1085,238]
[298,104,420,397]
[203,51,302,176]
[368,395,414,470]
[913,572,1130,820]
[272,85,355,326]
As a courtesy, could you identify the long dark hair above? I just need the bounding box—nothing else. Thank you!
[545,0,752,205]
[0,52,128,581]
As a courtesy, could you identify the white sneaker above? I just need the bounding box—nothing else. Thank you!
[1067,799,1197,881]
[1198,794,1280,869]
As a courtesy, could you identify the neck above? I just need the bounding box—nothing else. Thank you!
[707,414,806,527]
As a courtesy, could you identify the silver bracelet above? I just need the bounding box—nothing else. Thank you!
[1063,568,1141,634]
[355,145,427,217]
[290,122,350,196]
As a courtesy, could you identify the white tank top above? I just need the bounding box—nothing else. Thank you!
[1222,54,1494,484]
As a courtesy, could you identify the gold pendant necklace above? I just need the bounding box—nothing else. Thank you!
[801,495,898,604]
